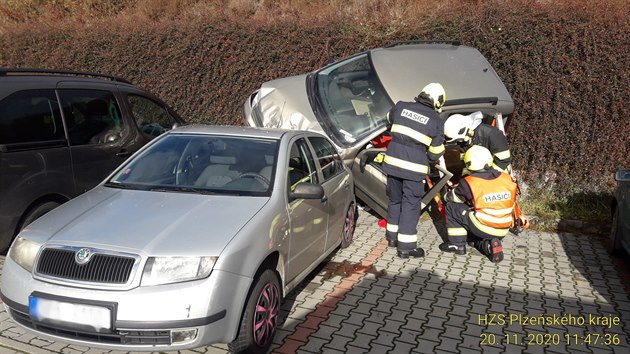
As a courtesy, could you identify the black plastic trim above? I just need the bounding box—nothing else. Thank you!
[116,310,227,329]
[0,68,132,84]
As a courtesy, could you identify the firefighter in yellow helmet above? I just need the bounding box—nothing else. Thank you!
[383,83,446,259]
[440,145,517,263]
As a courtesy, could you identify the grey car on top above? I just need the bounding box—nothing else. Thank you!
[0,125,356,353]
[244,41,515,218]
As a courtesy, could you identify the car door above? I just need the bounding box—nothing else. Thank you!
[122,90,182,143]
[286,136,328,282]
[353,147,453,219]
[307,135,352,251]
[57,82,141,194]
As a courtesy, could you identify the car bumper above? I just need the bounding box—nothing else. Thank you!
[0,256,252,351]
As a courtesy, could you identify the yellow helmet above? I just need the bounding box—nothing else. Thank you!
[419,83,446,112]
[464,145,493,172]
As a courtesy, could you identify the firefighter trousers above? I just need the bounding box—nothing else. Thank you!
[386,175,425,251]
[445,202,507,246]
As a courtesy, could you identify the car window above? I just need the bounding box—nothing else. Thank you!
[0,89,64,144]
[309,136,344,182]
[314,53,391,146]
[110,134,277,196]
[127,94,177,139]
[288,138,319,190]
[59,90,124,146]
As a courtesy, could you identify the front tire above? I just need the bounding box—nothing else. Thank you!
[229,269,280,354]
[19,201,60,231]
[341,202,357,248]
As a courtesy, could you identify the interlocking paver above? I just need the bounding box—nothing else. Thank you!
[2,211,630,354]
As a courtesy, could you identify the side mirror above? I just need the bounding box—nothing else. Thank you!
[289,183,325,201]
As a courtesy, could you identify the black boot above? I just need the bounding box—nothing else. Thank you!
[397,247,425,259]
[439,242,466,255]
[387,239,397,247]
[483,238,504,263]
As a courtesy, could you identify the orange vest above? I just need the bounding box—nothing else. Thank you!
[465,173,517,228]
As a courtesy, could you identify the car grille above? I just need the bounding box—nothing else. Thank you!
[9,308,171,345]
[36,248,136,284]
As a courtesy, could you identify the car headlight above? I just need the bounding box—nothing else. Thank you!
[8,237,41,273]
[141,256,217,286]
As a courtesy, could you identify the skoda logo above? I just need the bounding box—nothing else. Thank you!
[75,248,93,265]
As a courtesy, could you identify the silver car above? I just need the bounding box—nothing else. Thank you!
[0,125,356,353]
[244,41,514,217]
[609,169,630,255]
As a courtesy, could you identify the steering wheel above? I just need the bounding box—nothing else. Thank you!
[239,172,270,188]
[175,149,195,185]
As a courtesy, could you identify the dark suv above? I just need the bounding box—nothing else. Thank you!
[0,68,185,252]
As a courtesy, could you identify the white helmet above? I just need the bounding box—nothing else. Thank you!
[418,83,446,112]
[444,111,484,142]
[464,145,494,172]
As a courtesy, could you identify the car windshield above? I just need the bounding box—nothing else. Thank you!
[314,53,391,146]
[108,134,278,196]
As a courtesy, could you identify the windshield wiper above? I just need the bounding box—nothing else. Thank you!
[148,186,217,195]
[104,182,149,190]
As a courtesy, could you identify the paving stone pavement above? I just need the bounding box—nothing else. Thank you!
[1,209,629,354]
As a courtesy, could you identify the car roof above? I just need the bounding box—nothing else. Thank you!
[0,68,138,91]
[370,43,514,112]
[170,124,324,140]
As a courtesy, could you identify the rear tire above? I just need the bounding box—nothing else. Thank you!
[228,269,280,354]
[19,201,60,232]
[341,202,357,248]
[607,206,621,255]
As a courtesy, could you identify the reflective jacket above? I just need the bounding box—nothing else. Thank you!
[465,172,516,229]
[383,101,445,181]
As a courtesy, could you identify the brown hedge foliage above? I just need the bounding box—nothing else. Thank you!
[0,0,628,198]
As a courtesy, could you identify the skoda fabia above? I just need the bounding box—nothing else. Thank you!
[0,125,356,353]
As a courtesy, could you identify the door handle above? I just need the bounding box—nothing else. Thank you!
[116,150,131,158]
[321,195,328,203]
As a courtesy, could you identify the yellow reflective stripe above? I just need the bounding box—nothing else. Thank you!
[391,124,432,146]
[449,190,464,203]
[492,164,506,173]
[386,224,399,232]
[469,213,509,236]
[476,213,513,225]
[429,144,445,154]
[448,227,467,236]
[374,152,385,163]
[398,233,417,242]
[383,155,429,174]
[494,150,511,160]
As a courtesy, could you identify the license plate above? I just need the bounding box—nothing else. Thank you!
[29,296,112,332]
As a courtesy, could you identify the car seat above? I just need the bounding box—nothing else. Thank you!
[194,155,241,188]
[288,156,308,187]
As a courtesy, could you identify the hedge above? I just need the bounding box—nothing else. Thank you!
[0,0,628,199]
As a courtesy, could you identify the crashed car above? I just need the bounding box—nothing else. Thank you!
[244,41,515,218]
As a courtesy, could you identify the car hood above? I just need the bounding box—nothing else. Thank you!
[254,74,324,134]
[23,187,268,256]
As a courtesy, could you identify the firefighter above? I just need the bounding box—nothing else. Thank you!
[383,83,446,259]
[443,111,512,173]
[440,145,517,263]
